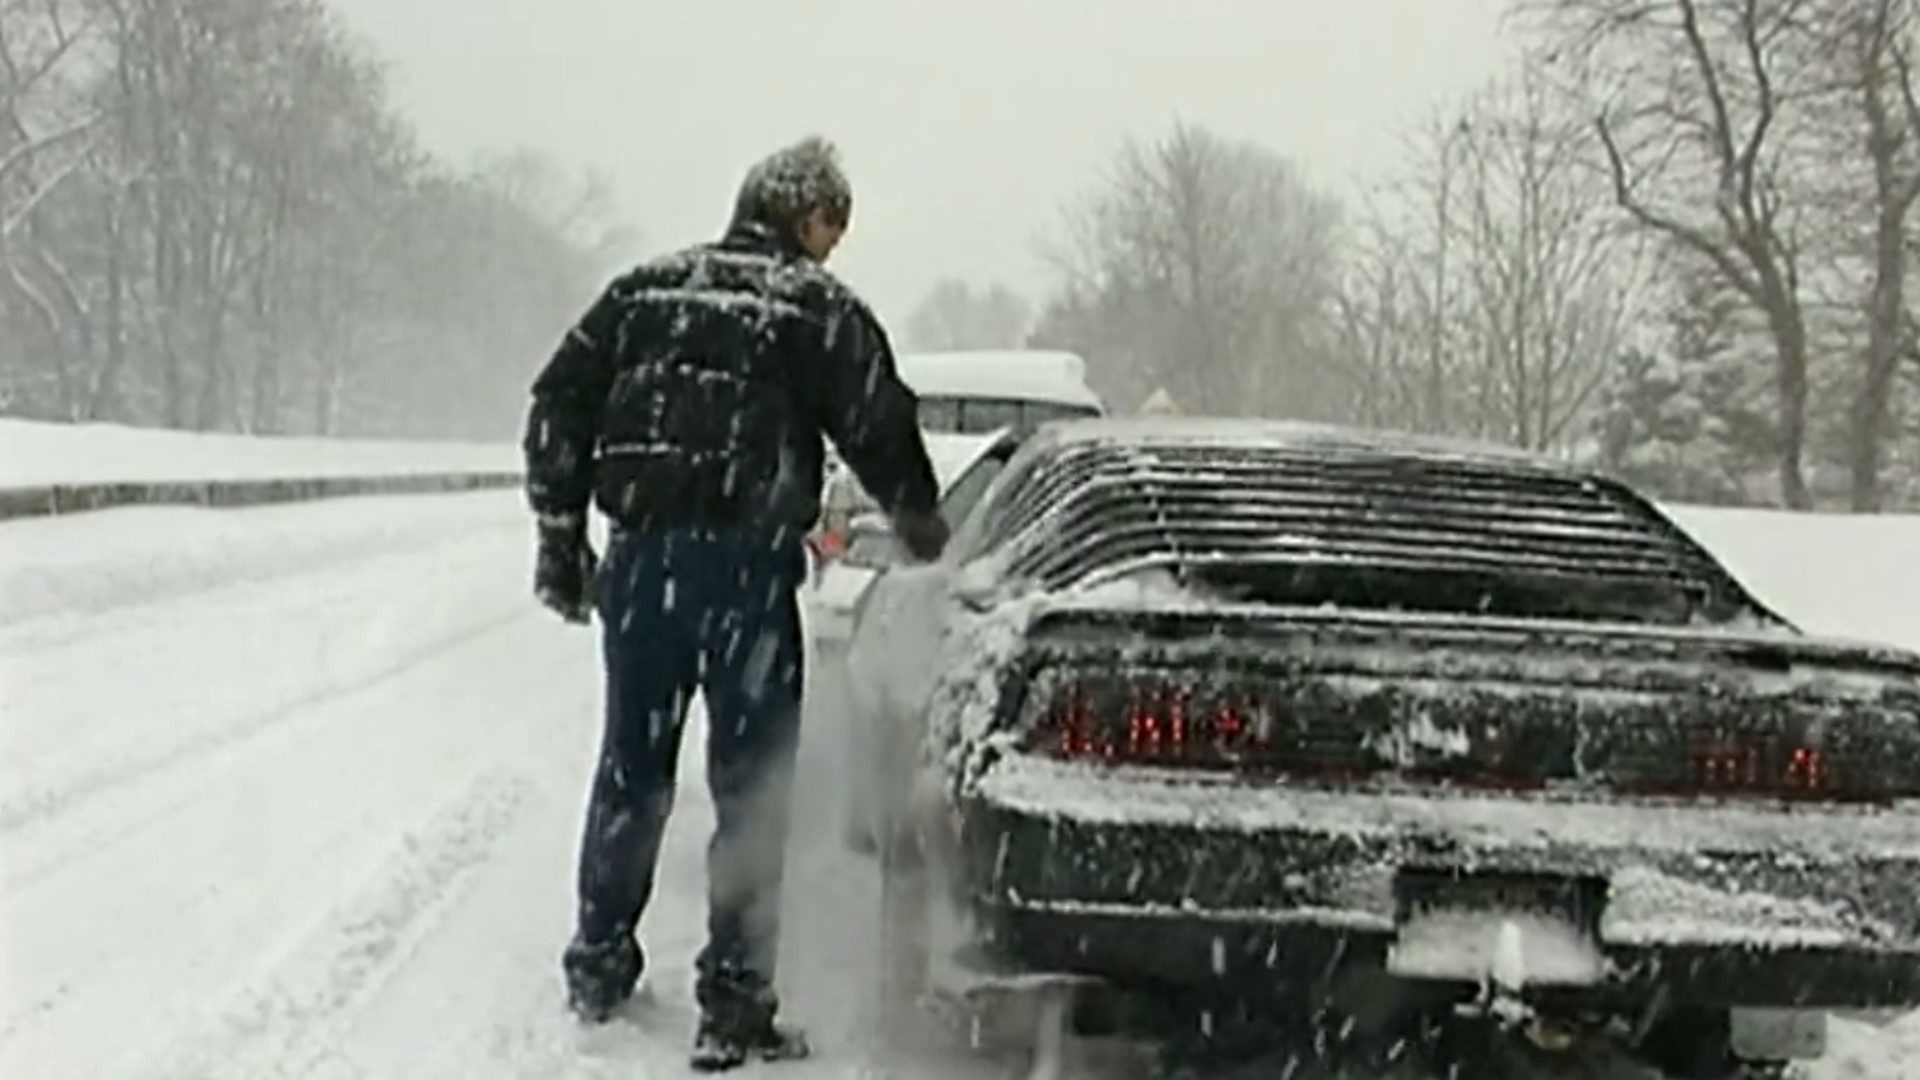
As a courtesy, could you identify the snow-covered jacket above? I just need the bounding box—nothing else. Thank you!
[521,220,939,535]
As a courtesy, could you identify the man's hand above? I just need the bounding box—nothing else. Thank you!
[534,515,599,624]
[891,508,950,564]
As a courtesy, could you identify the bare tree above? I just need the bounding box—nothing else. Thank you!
[470,148,634,275]
[0,0,102,412]
[0,0,626,440]
[1331,205,1432,431]
[904,278,1031,351]
[1456,64,1647,449]
[0,0,99,239]
[1816,0,1920,509]
[1332,116,1474,437]
[1522,0,1825,506]
[1336,63,1643,451]
[1042,122,1343,417]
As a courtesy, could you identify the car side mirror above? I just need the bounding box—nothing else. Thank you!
[840,516,901,571]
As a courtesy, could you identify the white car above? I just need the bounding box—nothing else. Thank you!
[807,430,1011,647]
[898,349,1105,434]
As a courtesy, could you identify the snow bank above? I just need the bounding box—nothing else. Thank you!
[0,418,517,487]
[1818,1009,1920,1078]
[0,490,521,624]
[1667,504,1920,654]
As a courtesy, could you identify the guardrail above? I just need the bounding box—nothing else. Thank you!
[0,469,525,522]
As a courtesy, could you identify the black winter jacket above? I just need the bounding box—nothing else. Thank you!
[521,220,940,535]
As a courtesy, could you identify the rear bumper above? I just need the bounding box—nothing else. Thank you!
[955,758,1920,1009]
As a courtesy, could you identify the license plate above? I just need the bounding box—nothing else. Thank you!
[1730,1009,1827,1060]
[1393,869,1599,929]
[1389,869,1609,987]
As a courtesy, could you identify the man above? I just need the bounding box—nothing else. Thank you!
[520,136,948,1072]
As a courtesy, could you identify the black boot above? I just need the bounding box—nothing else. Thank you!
[689,1003,811,1071]
[562,933,645,1024]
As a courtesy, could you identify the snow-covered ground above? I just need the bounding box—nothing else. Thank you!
[1668,504,1920,654]
[0,418,516,487]
[0,494,1916,1078]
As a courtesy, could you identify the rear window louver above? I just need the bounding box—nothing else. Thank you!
[992,441,1733,603]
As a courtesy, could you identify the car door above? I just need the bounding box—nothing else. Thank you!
[842,435,1019,844]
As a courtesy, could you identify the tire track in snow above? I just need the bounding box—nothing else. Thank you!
[121,768,536,1080]
[0,509,527,803]
[0,610,524,840]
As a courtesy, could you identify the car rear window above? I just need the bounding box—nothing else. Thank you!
[988,438,1765,627]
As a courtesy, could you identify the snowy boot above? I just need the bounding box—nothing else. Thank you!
[689,1006,811,1071]
[562,933,645,1024]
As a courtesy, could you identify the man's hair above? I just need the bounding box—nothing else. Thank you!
[732,135,853,232]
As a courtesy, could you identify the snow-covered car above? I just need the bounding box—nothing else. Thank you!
[807,430,1013,647]
[844,417,1920,1078]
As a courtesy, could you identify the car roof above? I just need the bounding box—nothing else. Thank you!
[1022,416,1581,475]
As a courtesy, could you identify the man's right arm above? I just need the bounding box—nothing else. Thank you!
[522,273,632,528]
[807,294,942,523]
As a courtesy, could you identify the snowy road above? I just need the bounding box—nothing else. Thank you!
[1,491,1916,1079]
[0,492,904,1080]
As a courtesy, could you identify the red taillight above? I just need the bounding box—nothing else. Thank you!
[1785,745,1835,792]
[1040,680,1277,766]
[1032,676,1890,802]
[1682,739,1845,800]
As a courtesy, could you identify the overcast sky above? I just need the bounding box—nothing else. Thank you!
[327,0,1522,326]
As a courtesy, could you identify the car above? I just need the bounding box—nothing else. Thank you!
[807,430,1014,648]
[841,416,1920,1079]
[898,349,1106,435]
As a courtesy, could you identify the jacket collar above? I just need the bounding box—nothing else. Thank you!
[720,217,806,260]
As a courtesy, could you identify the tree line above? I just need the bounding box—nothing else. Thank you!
[0,0,629,440]
[915,0,1920,512]
[10,0,1918,509]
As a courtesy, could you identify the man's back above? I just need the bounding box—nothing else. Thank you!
[525,215,934,536]
[588,224,830,530]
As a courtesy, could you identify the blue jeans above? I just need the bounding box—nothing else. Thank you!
[563,526,807,1016]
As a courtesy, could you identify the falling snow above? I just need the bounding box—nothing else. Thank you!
[6,421,1920,1078]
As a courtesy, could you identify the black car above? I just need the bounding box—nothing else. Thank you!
[840,417,1920,1079]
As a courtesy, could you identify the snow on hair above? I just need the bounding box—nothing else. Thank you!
[737,135,853,229]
